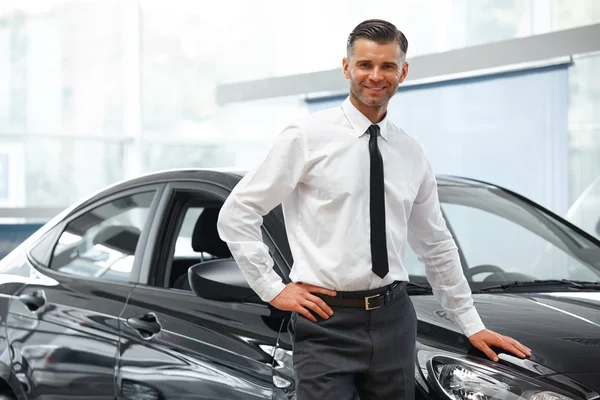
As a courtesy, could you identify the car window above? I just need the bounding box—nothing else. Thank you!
[568,177,600,240]
[173,207,204,258]
[162,197,281,293]
[405,186,600,286]
[441,203,597,281]
[168,205,234,290]
[29,225,63,266]
[49,191,156,283]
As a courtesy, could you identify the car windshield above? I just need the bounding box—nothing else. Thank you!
[567,177,600,241]
[405,184,600,291]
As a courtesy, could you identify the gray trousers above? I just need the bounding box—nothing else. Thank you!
[287,285,417,400]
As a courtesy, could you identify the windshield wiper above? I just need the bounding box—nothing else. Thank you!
[478,279,600,293]
[406,282,433,294]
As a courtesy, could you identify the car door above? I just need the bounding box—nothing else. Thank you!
[6,186,163,400]
[116,179,288,400]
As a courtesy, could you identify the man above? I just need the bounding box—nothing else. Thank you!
[217,19,531,400]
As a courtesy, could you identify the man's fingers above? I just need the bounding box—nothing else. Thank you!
[302,300,330,320]
[307,294,334,316]
[297,305,317,322]
[502,337,531,358]
[504,337,532,356]
[301,283,337,297]
[469,331,532,363]
[501,342,526,359]
[475,342,499,362]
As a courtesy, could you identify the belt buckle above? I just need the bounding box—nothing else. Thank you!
[365,294,382,310]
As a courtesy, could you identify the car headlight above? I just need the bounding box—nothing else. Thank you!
[421,354,578,400]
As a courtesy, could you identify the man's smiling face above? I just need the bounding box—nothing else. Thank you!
[343,38,409,110]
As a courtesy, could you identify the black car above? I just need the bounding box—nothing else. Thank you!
[0,169,599,400]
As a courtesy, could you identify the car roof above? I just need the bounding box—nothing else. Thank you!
[105,167,497,191]
[69,167,499,218]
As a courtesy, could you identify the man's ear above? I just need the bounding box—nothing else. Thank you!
[399,61,409,83]
[342,57,351,80]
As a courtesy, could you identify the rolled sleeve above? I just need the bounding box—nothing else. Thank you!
[454,307,486,337]
[217,125,307,302]
[407,158,486,337]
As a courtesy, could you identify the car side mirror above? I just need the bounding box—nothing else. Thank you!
[188,259,258,302]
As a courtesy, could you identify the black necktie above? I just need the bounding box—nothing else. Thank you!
[368,124,389,279]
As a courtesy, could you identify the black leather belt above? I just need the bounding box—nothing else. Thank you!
[318,281,407,310]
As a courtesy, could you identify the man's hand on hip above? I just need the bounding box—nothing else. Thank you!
[270,282,337,322]
[469,329,532,362]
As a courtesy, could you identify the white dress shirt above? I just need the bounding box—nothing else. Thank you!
[217,96,485,337]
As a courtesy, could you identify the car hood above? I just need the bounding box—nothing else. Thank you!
[412,291,600,392]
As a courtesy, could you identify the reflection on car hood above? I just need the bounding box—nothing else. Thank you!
[412,292,600,390]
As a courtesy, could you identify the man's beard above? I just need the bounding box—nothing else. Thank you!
[350,83,395,108]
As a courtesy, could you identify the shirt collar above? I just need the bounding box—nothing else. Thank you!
[341,96,389,141]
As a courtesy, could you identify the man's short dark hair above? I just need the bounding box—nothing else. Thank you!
[347,19,408,59]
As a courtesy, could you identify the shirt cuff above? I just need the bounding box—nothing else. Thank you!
[251,271,287,303]
[453,307,486,337]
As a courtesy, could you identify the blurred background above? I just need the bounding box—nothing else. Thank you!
[1,0,599,256]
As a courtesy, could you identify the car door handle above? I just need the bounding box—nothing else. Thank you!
[127,313,161,339]
[19,291,46,312]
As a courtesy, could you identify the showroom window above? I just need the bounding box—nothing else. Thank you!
[1,0,599,227]
[307,65,570,215]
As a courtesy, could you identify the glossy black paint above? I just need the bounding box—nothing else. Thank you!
[411,293,600,391]
[0,169,598,400]
[117,285,280,400]
[5,258,133,399]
